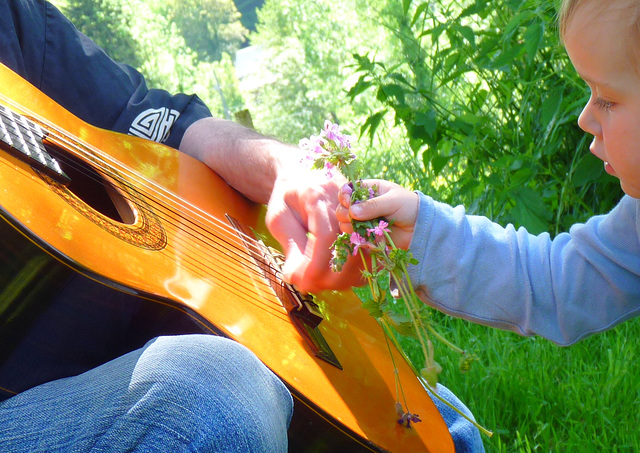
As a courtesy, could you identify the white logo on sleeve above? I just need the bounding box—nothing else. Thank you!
[129,107,180,143]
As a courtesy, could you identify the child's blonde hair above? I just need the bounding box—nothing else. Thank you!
[558,0,580,38]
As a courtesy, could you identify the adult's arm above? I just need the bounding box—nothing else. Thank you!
[179,117,364,294]
[1,0,362,293]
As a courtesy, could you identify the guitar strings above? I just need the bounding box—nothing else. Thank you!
[0,147,284,320]
[47,139,292,321]
[38,122,270,266]
[0,100,297,319]
[1,97,301,303]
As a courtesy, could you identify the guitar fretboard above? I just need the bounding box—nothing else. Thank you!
[0,103,69,183]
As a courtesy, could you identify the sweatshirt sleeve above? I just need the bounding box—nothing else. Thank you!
[1,0,211,149]
[407,193,640,345]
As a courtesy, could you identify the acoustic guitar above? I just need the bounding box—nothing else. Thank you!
[0,62,453,452]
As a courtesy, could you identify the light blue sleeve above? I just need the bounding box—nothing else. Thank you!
[407,194,640,345]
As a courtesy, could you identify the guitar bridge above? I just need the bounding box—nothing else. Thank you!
[226,215,342,370]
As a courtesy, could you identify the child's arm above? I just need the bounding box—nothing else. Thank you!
[340,180,640,345]
[337,179,419,250]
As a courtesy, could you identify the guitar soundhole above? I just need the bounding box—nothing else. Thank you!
[44,143,135,225]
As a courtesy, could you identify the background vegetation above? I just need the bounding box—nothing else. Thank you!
[51,0,639,451]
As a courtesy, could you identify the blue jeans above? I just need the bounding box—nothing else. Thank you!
[0,335,293,452]
[0,334,483,452]
[430,383,486,452]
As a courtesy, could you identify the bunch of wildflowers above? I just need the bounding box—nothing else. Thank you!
[300,122,491,437]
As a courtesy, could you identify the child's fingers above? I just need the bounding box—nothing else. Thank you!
[338,179,395,207]
[336,203,354,233]
[337,183,353,208]
[350,195,388,221]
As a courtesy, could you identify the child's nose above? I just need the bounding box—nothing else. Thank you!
[577,100,601,137]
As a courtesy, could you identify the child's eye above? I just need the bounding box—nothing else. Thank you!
[593,97,614,111]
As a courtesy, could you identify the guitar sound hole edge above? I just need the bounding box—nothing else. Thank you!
[43,141,136,225]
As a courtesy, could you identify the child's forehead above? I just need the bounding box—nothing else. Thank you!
[567,0,638,55]
[566,1,640,84]
[569,0,638,28]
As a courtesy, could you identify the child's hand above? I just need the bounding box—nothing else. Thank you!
[336,179,419,250]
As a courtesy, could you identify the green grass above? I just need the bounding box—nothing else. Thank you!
[419,312,640,452]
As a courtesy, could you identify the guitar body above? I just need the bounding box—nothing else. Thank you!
[0,63,453,452]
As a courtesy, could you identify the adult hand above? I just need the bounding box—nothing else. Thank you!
[181,118,364,294]
[266,168,364,294]
[337,179,419,251]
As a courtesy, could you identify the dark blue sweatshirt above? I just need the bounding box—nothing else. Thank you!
[0,0,212,149]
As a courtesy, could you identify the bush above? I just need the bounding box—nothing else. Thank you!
[348,0,623,234]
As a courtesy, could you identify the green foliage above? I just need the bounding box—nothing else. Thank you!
[432,314,640,452]
[163,0,249,63]
[54,0,246,120]
[246,0,398,144]
[60,0,143,68]
[234,0,265,31]
[246,0,349,142]
[348,0,623,234]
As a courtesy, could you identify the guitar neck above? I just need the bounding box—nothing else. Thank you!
[0,103,69,184]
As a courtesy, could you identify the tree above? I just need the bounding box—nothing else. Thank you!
[234,0,265,32]
[244,0,397,145]
[165,0,249,63]
[61,0,143,69]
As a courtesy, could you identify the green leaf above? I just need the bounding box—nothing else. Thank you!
[403,0,413,16]
[388,72,411,87]
[540,87,563,126]
[511,187,552,234]
[510,167,535,188]
[507,0,527,11]
[431,155,451,175]
[503,12,528,37]
[351,53,375,72]
[457,25,476,47]
[362,300,384,318]
[422,22,447,42]
[415,109,437,137]
[420,362,442,388]
[523,23,544,63]
[377,83,406,105]
[347,74,374,99]
[359,110,388,144]
[411,3,430,27]
[572,155,604,186]
[487,43,523,71]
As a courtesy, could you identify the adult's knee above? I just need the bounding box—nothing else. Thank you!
[130,335,293,451]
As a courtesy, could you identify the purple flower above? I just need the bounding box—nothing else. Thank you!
[324,161,335,179]
[299,135,325,154]
[350,232,368,256]
[323,120,352,149]
[324,120,340,140]
[367,220,390,237]
[395,402,422,428]
[299,153,315,166]
[403,413,422,428]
